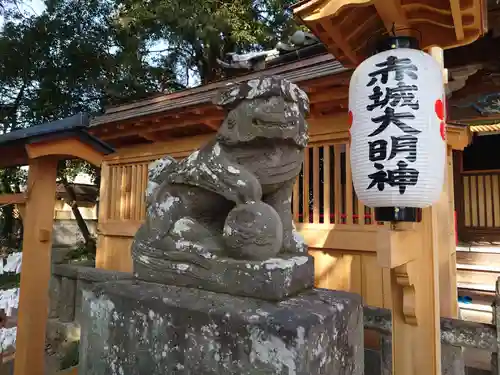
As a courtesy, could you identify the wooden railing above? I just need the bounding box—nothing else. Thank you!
[459,169,500,242]
[292,143,377,225]
[95,140,391,309]
[106,162,149,221]
[99,142,380,227]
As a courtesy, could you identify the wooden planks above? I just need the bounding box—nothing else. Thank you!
[0,193,26,205]
[323,145,331,224]
[309,249,389,309]
[461,171,500,230]
[302,149,310,223]
[456,251,500,296]
[14,156,58,375]
[312,146,320,223]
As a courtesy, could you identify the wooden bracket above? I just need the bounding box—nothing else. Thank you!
[38,229,51,243]
[394,263,417,325]
[376,222,420,269]
[376,219,441,374]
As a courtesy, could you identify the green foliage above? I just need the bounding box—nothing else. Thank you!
[117,0,302,83]
[0,0,302,240]
[0,0,183,130]
[0,272,20,290]
[64,240,96,262]
[0,0,185,238]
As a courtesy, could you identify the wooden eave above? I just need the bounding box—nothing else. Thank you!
[292,0,488,67]
[88,54,352,147]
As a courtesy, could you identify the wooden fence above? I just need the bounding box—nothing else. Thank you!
[95,133,458,317]
[95,137,397,308]
[98,141,381,225]
[292,144,378,225]
[459,169,500,242]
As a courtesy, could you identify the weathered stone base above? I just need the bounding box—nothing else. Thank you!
[79,280,363,375]
[134,254,314,301]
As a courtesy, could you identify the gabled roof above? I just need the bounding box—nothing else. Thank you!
[0,113,114,168]
[292,0,488,67]
[88,53,352,147]
[56,183,99,203]
[90,53,346,127]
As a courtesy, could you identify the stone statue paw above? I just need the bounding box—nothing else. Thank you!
[223,201,283,260]
[281,229,308,255]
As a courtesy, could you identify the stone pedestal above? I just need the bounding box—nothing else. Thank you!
[79,280,363,375]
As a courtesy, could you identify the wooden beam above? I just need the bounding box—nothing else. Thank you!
[446,124,472,150]
[309,88,348,104]
[95,161,111,270]
[204,120,221,131]
[449,0,465,41]
[304,72,352,89]
[103,134,212,164]
[0,193,26,205]
[97,219,380,253]
[25,137,105,167]
[292,0,324,16]
[373,0,409,32]
[98,220,142,237]
[97,114,223,141]
[139,132,166,142]
[14,156,58,375]
[297,223,379,252]
[319,19,360,65]
[56,367,78,375]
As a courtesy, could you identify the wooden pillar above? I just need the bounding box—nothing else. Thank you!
[377,220,441,375]
[14,156,58,375]
[429,46,459,319]
[377,46,457,375]
[453,151,465,243]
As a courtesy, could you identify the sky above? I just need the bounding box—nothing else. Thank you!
[10,0,199,87]
[1,0,199,88]
[11,0,45,18]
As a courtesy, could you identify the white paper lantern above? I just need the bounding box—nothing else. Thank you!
[349,48,446,209]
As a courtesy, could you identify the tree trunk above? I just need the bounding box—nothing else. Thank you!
[94,168,102,221]
[60,177,95,252]
[1,171,14,240]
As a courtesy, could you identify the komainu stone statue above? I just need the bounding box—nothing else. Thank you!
[79,76,363,375]
[132,76,314,300]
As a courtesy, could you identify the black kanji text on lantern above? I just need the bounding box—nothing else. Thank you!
[364,54,421,196]
[369,107,420,137]
[367,56,418,87]
[368,139,388,162]
[366,82,419,111]
[367,160,419,194]
[368,135,417,163]
[389,135,417,162]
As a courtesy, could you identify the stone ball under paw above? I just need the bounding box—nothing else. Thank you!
[223,201,283,261]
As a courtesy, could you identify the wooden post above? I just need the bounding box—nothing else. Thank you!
[493,277,500,375]
[377,222,441,375]
[376,46,459,375]
[14,156,58,375]
[428,46,459,320]
[428,45,464,375]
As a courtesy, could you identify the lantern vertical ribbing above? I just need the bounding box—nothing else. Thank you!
[349,36,446,219]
